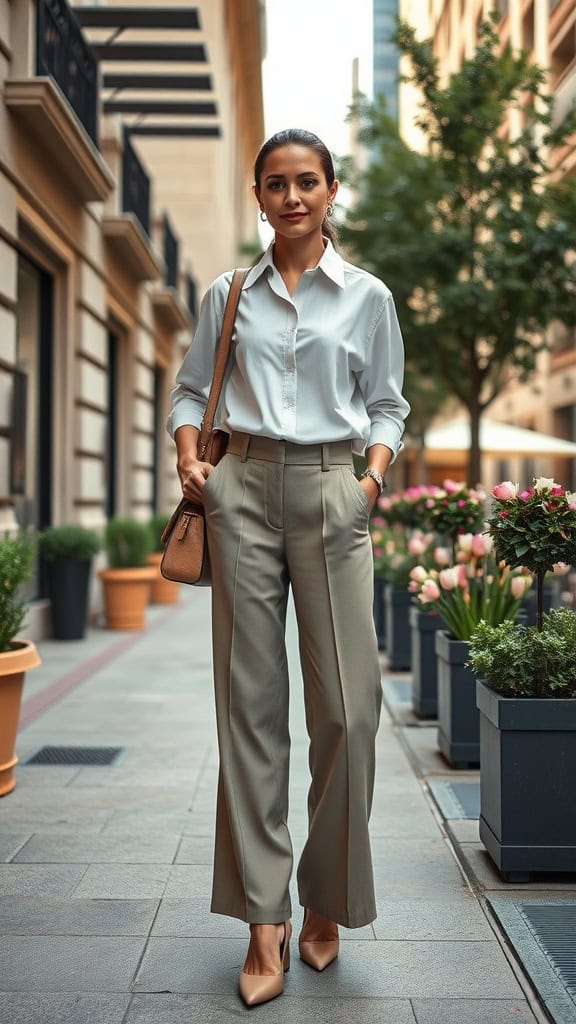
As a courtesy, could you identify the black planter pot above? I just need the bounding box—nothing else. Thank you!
[435,630,480,769]
[476,679,576,881]
[384,588,412,670]
[373,576,387,650]
[46,559,92,640]
[410,605,444,718]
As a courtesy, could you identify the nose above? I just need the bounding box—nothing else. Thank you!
[284,184,301,207]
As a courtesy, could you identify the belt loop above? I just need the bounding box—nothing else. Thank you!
[321,443,330,472]
[239,433,250,462]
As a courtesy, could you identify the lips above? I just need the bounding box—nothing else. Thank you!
[281,213,308,220]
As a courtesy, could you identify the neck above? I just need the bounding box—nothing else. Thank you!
[272,230,327,274]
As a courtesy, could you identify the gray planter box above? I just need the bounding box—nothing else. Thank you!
[373,576,387,651]
[410,604,443,718]
[384,587,412,670]
[435,630,480,769]
[476,679,576,880]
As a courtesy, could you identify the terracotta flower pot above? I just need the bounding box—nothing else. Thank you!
[0,640,41,797]
[146,552,180,605]
[98,567,156,630]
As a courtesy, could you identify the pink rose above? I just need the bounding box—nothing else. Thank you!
[519,490,531,501]
[443,479,461,494]
[426,498,435,508]
[492,481,519,500]
[408,536,428,556]
[457,499,466,508]
[373,547,383,557]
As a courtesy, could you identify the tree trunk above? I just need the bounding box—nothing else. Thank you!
[467,400,482,486]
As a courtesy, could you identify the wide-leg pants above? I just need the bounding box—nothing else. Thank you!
[203,431,382,927]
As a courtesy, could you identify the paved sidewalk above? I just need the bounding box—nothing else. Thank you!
[0,589,546,1023]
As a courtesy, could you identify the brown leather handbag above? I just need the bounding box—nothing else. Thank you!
[160,268,248,585]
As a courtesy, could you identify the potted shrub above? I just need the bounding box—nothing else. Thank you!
[98,518,155,630]
[146,514,180,605]
[37,524,101,640]
[0,531,41,796]
[410,531,531,768]
[468,477,576,880]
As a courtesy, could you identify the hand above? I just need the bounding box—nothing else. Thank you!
[359,475,379,512]
[177,455,214,503]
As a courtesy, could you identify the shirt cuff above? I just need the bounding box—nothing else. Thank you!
[367,421,405,463]
[167,398,205,438]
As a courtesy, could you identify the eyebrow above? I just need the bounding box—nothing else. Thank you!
[265,172,320,181]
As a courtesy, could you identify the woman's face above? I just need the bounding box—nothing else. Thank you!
[254,144,338,240]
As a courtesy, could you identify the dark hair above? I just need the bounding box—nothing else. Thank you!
[254,129,338,247]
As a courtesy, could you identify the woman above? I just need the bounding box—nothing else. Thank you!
[167,128,410,1006]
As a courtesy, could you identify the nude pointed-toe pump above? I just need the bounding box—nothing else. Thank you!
[298,908,339,971]
[238,920,292,1007]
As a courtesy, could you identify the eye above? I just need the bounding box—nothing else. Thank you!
[268,181,285,190]
[301,179,318,189]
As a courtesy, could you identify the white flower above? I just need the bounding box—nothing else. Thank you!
[533,477,557,493]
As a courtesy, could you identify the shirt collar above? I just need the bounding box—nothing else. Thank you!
[243,237,345,290]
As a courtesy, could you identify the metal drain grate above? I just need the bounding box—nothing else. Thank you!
[25,746,123,765]
[427,779,480,819]
[520,905,576,1002]
[489,899,576,1024]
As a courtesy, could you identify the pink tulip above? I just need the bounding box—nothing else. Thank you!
[409,565,429,583]
[471,534,492,558]
[492,481,519,500]
[434,547,451,566]
[443,479,461,494]
[510,575,530,598]
[456,564,468,588]
[425,498,435,508]
[439,567,459,591]
[457,533,474,553]
[419,579,441,603]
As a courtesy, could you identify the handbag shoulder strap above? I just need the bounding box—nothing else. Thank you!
[197,267,248,460]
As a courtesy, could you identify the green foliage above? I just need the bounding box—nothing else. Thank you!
[468,609,576,698]
[148,514,169,553]
[37,524,101,562]
[341,17,576,482]
[105,518,150,569]
[0,532,35,652]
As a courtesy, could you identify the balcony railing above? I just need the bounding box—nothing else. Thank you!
[122,129,150,237]
[36,0,98,145]
[163,215,179,290]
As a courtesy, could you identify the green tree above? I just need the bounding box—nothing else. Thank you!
[341,17,576,484]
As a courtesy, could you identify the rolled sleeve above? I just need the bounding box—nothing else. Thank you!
[166,274,228,439]
[357,294,411,462]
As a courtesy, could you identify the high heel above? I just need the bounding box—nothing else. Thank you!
[239,920,292,1007]
[299,907,339,971]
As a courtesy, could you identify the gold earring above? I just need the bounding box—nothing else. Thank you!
[326,203,334,217]
[260,210,267,222]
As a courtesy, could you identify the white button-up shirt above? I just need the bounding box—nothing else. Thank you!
[167,239,410,458]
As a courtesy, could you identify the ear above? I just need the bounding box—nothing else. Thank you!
[329,180,339,203]
[252,184,261,206]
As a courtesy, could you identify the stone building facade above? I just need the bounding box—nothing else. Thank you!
[0,0,264,634]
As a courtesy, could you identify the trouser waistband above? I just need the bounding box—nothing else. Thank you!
[227,431,354,468]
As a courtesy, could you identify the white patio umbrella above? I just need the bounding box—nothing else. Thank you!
[422,418,576,458]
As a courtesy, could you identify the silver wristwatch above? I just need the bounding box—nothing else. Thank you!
[359,468,386,496]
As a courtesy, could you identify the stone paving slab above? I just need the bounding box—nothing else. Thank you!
[125,992,418,1023]
[70,864,172,900]
[0,935,145,991]
[0,993,131,1024]
[0,835,31,862]
[372,896,494,941]
[0,864,88,897]
[149,898,375,940]
[132,936,525,998]
[411,998,539,1023]
[12,831,182,864]
[0,896,159,935]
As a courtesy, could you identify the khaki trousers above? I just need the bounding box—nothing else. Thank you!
[204,431,382,928]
